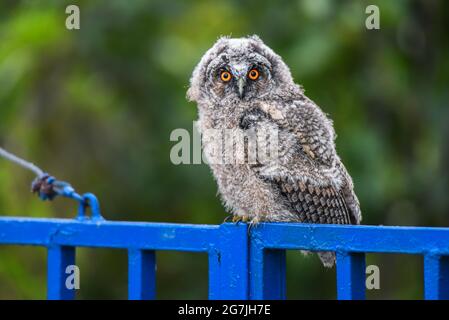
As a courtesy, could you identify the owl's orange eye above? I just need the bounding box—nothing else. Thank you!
[248,69,259,80]
[220,71,232,82]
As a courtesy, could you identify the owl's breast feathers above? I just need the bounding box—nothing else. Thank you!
[253,97,362,225]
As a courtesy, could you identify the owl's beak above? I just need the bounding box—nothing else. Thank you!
[237,77,246,99]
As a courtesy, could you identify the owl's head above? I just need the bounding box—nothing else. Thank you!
[188,36,299,105]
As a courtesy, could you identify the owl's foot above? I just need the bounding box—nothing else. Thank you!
[248,216,260,232]
[223,215,233,223]
[232,215,250,223]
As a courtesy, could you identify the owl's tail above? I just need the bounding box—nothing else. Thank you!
[317,251,335,268]
[300,250,335,267]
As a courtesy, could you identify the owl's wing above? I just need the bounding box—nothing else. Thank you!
[336,160,362,224]
[259,98,361,225]
[273,176,355,224]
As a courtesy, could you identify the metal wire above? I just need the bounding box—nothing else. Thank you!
[0,146,102,219]
[0,146,45,177]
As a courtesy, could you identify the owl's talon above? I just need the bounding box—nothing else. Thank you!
[232,215,242,223]
[248,217,260,232]
[232,215,250,223]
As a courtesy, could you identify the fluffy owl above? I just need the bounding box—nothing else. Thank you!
[187,36,361,267]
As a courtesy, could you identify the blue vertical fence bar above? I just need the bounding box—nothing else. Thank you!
[128,249,156,300]
[47,245,76,300]
[249,246,286,300]
[208,223,249,299]
[208,247,221,300]
[336,252,366,300]
[424,254,449,300]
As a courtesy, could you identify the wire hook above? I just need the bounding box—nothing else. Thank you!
[78,193,103,221]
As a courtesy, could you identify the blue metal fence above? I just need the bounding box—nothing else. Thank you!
[1,212,449,299]
[250,223,449,300]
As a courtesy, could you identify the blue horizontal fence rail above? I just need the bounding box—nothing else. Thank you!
[0,217,449,299]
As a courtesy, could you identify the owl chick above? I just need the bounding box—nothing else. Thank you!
[187,36,361,267]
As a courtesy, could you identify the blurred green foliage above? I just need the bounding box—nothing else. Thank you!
[0,0,448,299]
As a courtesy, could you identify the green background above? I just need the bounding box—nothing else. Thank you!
[0,0,448,299]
